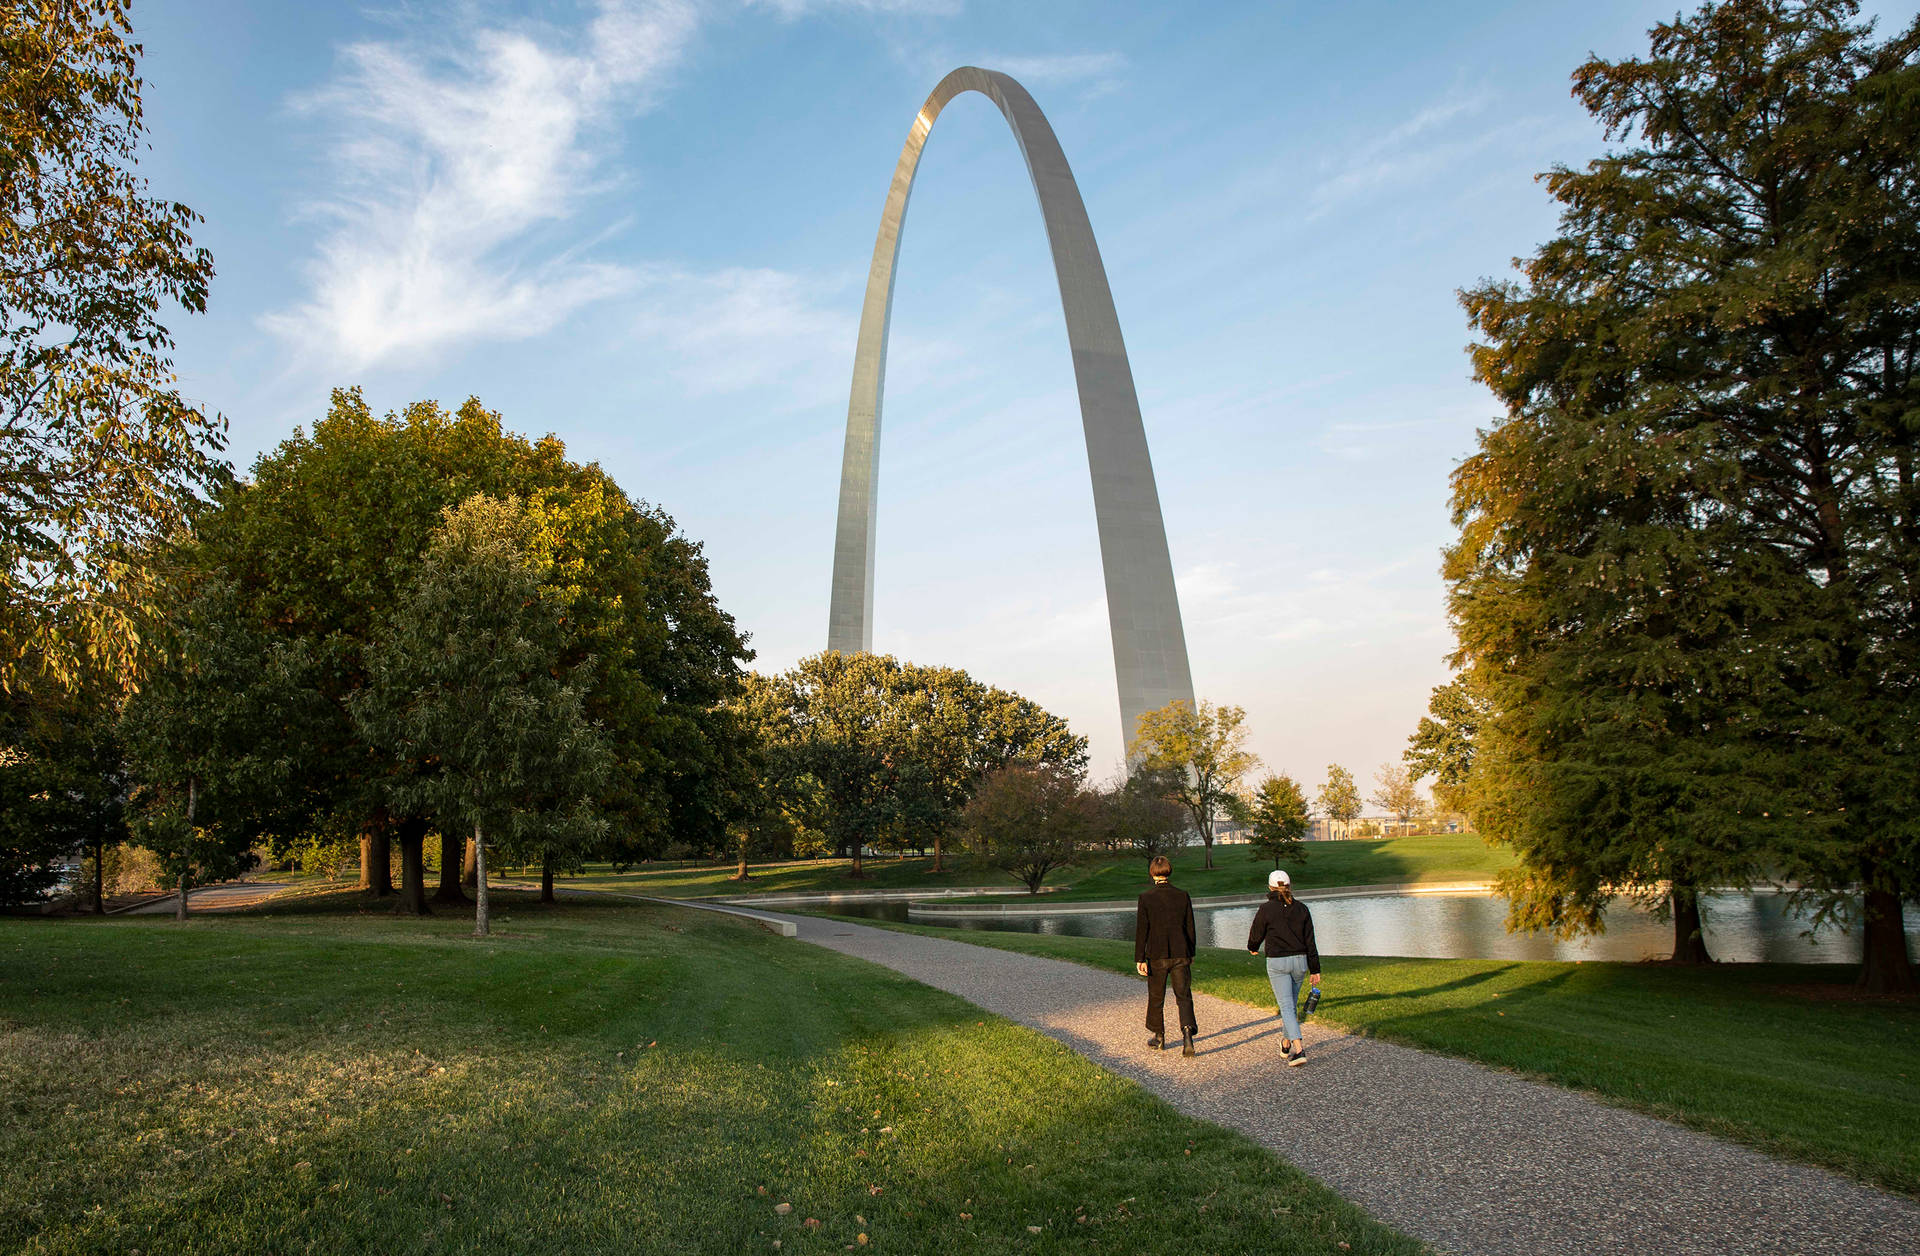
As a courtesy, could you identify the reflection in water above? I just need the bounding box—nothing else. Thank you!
[820,891,1919,964]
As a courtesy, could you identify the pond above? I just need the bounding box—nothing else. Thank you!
[812,890,1920,964]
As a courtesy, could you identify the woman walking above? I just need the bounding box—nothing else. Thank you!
[1246,869,1320,1066]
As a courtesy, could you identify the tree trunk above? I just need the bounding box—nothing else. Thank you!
[363,825,394,897]
[849,839,864,878]
[932,832,944,874]
[393,817,431,915]
[540,855,555,904]
[176,778,196,922]
[1858,886,1915,994]
[732,834,750,882]
[433,829,468,904]
[91,833,106,914]
[473,824,490,937]
[462,838,477,888]
[1202,834,1215,870]
[1670,885,1712,964]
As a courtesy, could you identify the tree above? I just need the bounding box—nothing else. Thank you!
[1405,678,1486,814]
[350,496,610,931]
[1,0,226,694]
[121,580,325,919]
[1448,0,1919,983]
[1316,765,1362,840]
[1090,766,1189,857]
[1128,699,1259,870]
[962,763,1091,894]
[756,652,1085,877]
[182,390,749,911]
[1242,773,1312,868]
[1369,763,1422,826]
[0,678,126,910]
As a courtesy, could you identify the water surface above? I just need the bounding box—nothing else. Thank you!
[813,890,1918,964]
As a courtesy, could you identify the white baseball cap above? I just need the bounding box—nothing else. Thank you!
[1268,869,1290,889]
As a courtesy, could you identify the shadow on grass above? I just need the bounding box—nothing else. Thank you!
[1,902,1426,1255]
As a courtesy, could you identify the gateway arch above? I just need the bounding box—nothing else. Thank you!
[827,66,1195,743]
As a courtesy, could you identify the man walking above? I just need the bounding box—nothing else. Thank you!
[1135,854,1198,1056]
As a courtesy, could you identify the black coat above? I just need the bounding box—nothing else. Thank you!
[1135,881,1197,963]
[1246,893,1320,974]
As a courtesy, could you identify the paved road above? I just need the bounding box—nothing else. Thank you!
[127,882,285,914]
[766,910,1920,1256]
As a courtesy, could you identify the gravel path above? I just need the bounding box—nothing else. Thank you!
[769,911,1920,1256]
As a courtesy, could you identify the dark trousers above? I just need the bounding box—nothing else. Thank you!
[1145,957,1198,1037]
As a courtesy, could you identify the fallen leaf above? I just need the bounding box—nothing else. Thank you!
[774,1203,792,1216]
[867,1184,883,1196]
[857,1236,869,1247]
[1027,1225,1042,1234]
[959,1212,972,1221]
[803,1218,821,1230]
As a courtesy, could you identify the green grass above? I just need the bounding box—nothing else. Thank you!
[544,837,1513,904]
[550,854,1082,899]
[853,922,1920,1197]
[1045,835,1516,902]
[0,891,1423,1255]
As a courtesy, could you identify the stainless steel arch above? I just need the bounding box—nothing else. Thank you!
[827,66,1195,745]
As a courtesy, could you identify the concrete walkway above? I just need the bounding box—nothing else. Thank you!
[766,911,1920,1256]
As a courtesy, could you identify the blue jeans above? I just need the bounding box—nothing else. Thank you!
[1266,954,1309,1040]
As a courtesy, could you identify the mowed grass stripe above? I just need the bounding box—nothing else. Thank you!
[854,922,1920,1198]
[0,893,1423,1255]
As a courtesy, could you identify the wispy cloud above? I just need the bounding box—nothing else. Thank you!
[265,0,698,371]
[980,51,1127,87]
[749,0,961,18]
[627,266,858,403]
[1305,86,1522,220]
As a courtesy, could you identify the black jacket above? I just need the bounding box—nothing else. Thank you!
[1135,881,1197,963]
[1246,893,1320,974]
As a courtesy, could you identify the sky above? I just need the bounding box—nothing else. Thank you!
[134,0,1920,788]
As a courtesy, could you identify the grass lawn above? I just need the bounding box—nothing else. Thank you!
[0,890,1422,1255]
[550,854,1082,899]
[1046,836,1517,903]
[859,923,1920,1198]
[540,836,1514,905]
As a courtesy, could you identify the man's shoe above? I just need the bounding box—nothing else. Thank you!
[1181,1030,1195,1058]
[1147,1034,1165,1052]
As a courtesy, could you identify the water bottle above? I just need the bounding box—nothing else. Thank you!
[1300,986,1321,1017]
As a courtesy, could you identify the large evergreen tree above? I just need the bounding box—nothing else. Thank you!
[1449,0,1918,986]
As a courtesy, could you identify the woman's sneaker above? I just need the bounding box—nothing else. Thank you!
[1287,1045,1306,1067]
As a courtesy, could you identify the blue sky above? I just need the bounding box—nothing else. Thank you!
[134,0,1920,787]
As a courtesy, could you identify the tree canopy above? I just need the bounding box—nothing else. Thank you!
[351,495,610,923]
[1,0,225,694]
[171,389,750,908]
[1128,699,1258,870]
[1447,0,1919,985]
[753,651,1086,876]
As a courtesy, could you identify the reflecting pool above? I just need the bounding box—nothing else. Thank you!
[810,890,1918,964]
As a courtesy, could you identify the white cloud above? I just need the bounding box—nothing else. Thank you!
[750,0,960,17]
[979,51,1127,86]
[627,266,857,402]
[265,0,698,371]
[1304,86,1518,219]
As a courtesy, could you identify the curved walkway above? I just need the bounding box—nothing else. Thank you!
[764,910,1919,1256]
